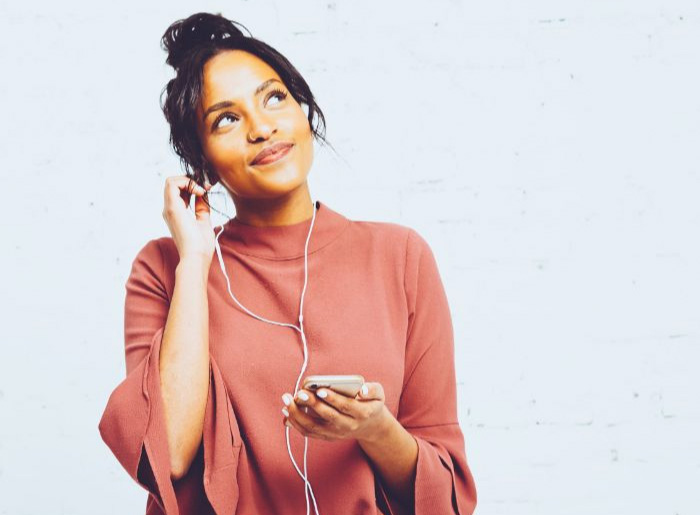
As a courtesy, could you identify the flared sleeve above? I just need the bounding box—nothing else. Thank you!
[97,239,242,515]
[376,229,478,515]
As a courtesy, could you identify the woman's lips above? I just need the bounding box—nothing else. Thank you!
[251,143,294,166]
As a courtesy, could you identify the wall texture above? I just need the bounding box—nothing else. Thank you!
[1,1,698,513]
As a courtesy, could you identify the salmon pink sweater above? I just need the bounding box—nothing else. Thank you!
[98,200,477,515]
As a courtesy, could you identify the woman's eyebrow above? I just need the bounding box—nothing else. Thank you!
[202,78,283,122]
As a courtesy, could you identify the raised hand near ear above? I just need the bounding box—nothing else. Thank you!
[162,175,215,265]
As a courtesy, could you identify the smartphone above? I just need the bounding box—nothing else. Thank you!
[302,374,365,397]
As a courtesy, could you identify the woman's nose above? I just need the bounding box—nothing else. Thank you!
[247,112,276,142]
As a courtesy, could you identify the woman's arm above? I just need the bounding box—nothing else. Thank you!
[99,237,242,514]
[160,256,211,480]
[282,228,477,514]
[357,406,418,509]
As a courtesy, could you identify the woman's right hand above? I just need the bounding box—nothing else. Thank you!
[162,175,216,265]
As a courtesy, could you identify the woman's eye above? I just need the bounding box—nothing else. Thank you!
[214,113,238,130]
[267,90,287,106]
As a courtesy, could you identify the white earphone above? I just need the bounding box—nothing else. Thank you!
[211,198,322,515]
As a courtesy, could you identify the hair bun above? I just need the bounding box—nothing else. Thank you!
[161,12,246,70]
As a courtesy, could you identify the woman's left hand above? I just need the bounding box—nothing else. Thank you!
[281,382,390,443]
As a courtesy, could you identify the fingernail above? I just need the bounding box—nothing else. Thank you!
[282,407,290,417]
[297,391,309,402]
[316,389,328,399]
[282,394,292,406]
[361,384,369,396]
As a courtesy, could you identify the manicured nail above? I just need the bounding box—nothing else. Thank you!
[282,394,292,406]
[282,407,290,417]
[297,391,309,402]
[316,389,328,399]
[361,384,369,396]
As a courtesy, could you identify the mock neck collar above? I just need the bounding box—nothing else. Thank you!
[217,200,351,260]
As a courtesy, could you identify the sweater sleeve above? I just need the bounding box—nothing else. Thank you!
[97,239,242,515]
[376,229,477,515]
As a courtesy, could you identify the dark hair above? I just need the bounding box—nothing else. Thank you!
[159,11,333,194]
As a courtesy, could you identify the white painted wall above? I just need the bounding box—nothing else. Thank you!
[1,1,698,513]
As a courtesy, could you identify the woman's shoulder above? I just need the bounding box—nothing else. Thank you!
[130,235,178,266]
[127,236,179,297]
[346,217,432,258]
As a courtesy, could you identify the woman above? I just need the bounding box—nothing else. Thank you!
[98,11,477,515]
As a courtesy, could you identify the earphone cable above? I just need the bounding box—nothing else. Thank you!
[211,199,321,515]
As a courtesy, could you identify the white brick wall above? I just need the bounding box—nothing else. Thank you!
[1,1,698,513]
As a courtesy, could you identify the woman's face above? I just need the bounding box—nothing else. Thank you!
[195,50,314,200]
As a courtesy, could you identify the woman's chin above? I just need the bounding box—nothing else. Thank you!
[249,164,307,190]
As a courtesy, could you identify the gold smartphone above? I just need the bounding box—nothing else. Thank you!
[302,374,365,397]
